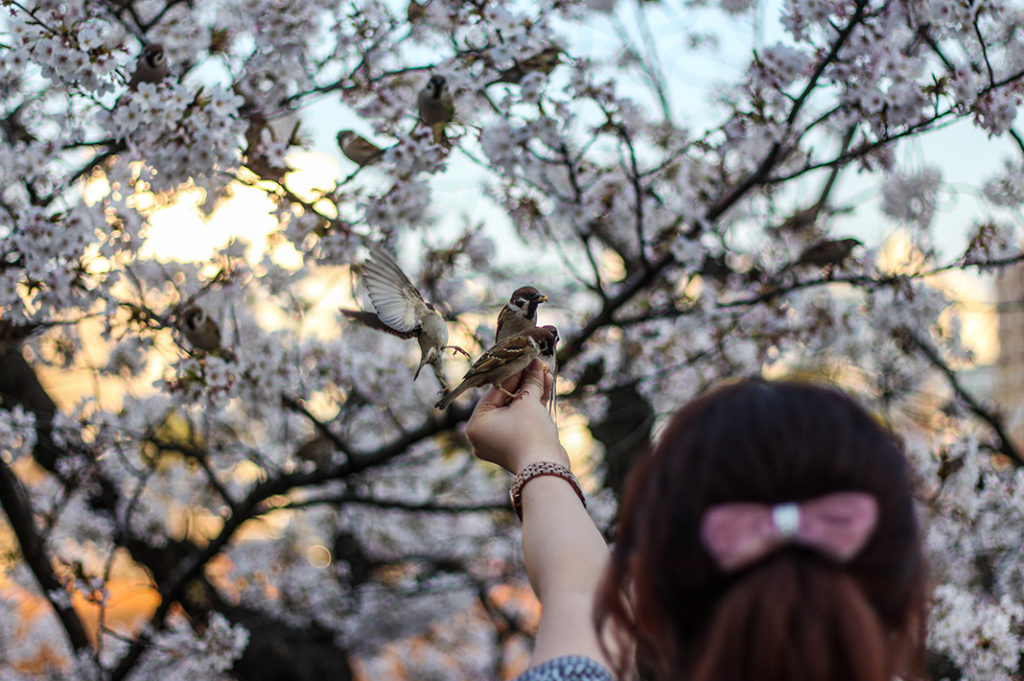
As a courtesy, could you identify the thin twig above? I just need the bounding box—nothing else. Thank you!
[905,330,1023,466]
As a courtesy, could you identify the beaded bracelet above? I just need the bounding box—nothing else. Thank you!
[509,461,586,520]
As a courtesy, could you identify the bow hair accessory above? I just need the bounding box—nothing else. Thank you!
[699,491,878,572]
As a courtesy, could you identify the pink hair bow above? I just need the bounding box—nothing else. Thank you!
[699,491,878,572]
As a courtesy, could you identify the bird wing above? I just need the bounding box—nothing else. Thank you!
[361,248,430,334]
[463,335,533,380]
[340,309,418,340]
[798,242,828,260]
[352,137,381,155]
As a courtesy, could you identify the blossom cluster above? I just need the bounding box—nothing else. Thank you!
[99,82,246,193]
[1,0,1024,679]
[0,406,37,465]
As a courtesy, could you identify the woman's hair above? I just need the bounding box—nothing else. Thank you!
[594,379,926,681]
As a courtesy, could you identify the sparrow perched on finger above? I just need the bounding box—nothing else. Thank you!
[179,305,221,352]
[538,324,559,376]
[539,324,560,414]
[341,247,467,389]
[434,326,557,411]
[495,286,547,343]
[417,75,454,145]
[128,43,169,90]
[337,130,385,166]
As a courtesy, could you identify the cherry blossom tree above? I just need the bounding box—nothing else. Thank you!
[2,0,1024,679]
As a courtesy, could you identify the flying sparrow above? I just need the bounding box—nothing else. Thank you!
[417,75,454,145]
[337,130,385,166]
[341,247,467,388]
[434,326,557,411]
[128,43,169,90]
[178,305,221,352]
[495,286,548,343]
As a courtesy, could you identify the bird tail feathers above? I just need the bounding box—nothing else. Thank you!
[434,383,469,411]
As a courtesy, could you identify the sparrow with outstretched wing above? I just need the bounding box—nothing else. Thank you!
[342,247,467,389]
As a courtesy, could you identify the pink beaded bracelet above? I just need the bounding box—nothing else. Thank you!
[509,461,586,520]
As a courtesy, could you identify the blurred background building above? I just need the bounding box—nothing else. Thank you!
[995,262,1024,445]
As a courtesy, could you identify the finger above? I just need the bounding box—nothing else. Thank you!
[515,360,545,403]
[498,369,523,396]
[474,383,512,414]
[541,370,554,405]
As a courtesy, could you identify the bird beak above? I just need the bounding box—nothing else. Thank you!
[538,294,548,303]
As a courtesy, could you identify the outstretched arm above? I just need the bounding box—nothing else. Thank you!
[466,360,614,671]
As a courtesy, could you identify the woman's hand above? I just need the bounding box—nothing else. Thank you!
[468,363,614,674]
[465,359,569,474]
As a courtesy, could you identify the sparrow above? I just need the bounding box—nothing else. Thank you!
[767,203,822,237]
[337,130,384,166]
[179,305,221,352]
[539,324,559,414]
[765,203,854,238]
[538,324,559,376]
[487,47,562,86]
[128,43,169,90]
[341,247,467,388]
[407,0,428,22]
[434,326,557,411]
[1,100,37,145]
[788,237,862,270]
[495,286,548,343]
[295,433,333,468]
[699,253,763,287]
[417,75,454,145]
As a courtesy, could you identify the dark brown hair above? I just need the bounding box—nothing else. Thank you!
[594,379,926,681]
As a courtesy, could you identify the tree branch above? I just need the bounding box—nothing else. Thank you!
[559,2,871,364]
[279,493,508,514]
[904,329,1024,467]
[109,402,473,680]
[0,462,92,653]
